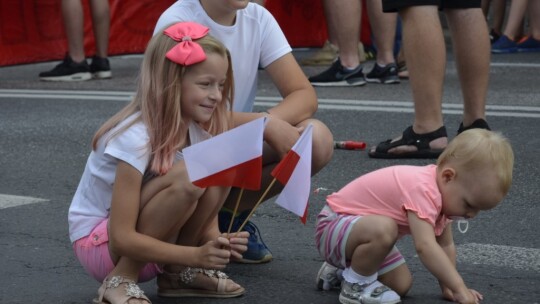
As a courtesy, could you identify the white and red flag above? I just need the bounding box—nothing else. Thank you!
[270,124,313,224]
[182,117,265,190]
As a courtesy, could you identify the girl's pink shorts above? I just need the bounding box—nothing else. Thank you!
[72,218,162,283]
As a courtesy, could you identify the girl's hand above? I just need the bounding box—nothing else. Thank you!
[453,288,483,304]
[222,231,249,260]
[196,237,232,270]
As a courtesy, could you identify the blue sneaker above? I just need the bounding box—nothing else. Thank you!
[517,36,540,53]
[491,35,518,54]
[218,209,273,264]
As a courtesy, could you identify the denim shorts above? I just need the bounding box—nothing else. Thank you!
[315,205,405,275]
[72,218,162,282]
[383,0,481,12]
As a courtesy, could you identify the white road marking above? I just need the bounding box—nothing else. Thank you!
[1,89,540,118]
[0,194,49,210]
[456,243,540,272]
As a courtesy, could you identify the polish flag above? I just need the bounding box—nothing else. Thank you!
[271,124,313,224]
[182,117,265,190]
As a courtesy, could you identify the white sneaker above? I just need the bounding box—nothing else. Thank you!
[339,279,401,304]
[316,262,343,291]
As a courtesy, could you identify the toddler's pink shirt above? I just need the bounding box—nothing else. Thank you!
[327,165,450,237]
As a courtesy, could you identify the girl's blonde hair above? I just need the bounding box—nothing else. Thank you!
[437,129,514,194]
[92,23,234,175]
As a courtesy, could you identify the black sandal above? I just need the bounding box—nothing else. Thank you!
[457,118,490,134]
[369,126,447,159]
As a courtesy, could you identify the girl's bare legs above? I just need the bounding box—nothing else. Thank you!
[108,161,206,279]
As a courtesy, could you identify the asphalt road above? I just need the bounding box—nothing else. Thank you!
[1,47,539,304]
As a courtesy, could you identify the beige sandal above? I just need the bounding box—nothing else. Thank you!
[93,276,151,304]
[157,267,245,298]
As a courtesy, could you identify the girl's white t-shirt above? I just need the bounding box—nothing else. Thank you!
[154,0,292,113]
[68,113,211,243]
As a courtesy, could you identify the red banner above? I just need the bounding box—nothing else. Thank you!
[0,0,369,67]
[0,0,175,66]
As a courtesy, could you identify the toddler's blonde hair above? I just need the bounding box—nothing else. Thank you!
[437,129,514,195]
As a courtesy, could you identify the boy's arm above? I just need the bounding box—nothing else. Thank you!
[436,224,457,300]
[407,211,474,302]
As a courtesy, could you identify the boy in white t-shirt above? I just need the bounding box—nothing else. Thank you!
[155,0,334,264]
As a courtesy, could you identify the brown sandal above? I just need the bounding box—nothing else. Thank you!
[93,276,150,304]
[157,267,245,298]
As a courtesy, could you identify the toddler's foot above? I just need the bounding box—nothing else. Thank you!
[339,279,401,304]
[316,262,343,291]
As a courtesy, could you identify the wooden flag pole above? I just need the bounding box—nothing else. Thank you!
[227,188,244,234]
[235,178,278,233]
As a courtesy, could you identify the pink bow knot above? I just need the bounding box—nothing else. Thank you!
[163,22,210,66]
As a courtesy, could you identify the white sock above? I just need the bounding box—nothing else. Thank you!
[342,267,377,285]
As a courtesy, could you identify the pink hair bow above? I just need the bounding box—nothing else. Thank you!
[164,22,210,66]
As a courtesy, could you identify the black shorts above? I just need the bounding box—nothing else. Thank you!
[382,0,481,13]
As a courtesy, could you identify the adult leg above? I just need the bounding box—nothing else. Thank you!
[491,0,507,35]
[323,0,362,68]
[528,0,540,39]
[89,0,110,58]
[366,0,398,66]
[445,8,490,127]
[62,0,85,62]
[501,0,528,40]
[370,6,448,157]
[365,0,400,84]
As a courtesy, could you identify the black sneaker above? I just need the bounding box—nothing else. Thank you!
[39,55,91,81]
[308,58,366,87]
[457,118,491,134]
[364,63,399,84]
[90,56,112,79]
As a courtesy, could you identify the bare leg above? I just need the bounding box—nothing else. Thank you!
[445,8,490,126]
[502,0,528,40]
[370,6,447,155]
[529,0,540,39]
[366,0,398,65]
[491,0,507,34]
[89,0,110,58]
[345,216,399,276]
[108,161,206,278]
[323,0,362,68]
[379,264,412,297]
[62,0,85,62]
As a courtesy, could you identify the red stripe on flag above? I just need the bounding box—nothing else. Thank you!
[270,150,300,185]
[300,204,308,224]
[193,156,262,190]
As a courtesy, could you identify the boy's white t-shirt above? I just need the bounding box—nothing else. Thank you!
[154,0,292,113]
[68,113,211,243]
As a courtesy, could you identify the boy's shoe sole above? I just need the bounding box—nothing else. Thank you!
[40,72,92,82]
